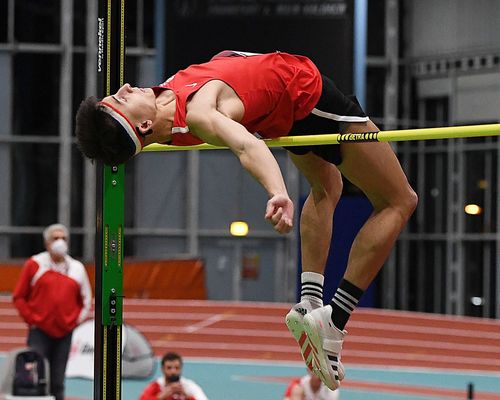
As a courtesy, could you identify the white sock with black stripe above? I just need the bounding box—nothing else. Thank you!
[330,278,364,330]
[300,271,324,309]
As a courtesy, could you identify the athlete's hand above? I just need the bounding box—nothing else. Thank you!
[265,194,294,234]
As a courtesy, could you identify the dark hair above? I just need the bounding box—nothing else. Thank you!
[75,96,136,165]
[161,352,183,366]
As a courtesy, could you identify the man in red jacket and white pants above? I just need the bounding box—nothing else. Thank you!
[13,223,92,400]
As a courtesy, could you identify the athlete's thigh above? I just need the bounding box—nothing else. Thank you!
[289,151,342,192]
[338,122,413,208]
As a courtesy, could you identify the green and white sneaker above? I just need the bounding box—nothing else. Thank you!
[303,305,346,391]
[286,300,333,380]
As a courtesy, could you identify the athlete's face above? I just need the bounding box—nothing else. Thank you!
[102,83,156,124]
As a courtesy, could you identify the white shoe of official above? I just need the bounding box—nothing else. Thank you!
[303,305,346,391]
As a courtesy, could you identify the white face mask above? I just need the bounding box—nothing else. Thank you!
[50,239,68,257]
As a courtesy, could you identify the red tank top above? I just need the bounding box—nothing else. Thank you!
[155,51,322,146]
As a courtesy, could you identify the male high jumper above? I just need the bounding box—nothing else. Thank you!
[75,50,417,390]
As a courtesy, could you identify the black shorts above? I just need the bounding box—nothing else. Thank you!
[285,74,369,165]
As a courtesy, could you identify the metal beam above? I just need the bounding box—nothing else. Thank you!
[58,0,73,227]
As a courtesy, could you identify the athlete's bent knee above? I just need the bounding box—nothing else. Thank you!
[400,185,418,220]
[311,172,343,207]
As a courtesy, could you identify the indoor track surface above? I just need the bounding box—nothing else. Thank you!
[1,296,499,399]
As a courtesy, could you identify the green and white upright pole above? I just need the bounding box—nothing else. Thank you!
[95,1,126,399]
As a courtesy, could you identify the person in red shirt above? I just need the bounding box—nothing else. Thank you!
[13,223,92,400]
[139,352,208,400]
[284,372,340,400]
[75,51,417,391]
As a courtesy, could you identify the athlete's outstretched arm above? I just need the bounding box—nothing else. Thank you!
[186,82,294,234]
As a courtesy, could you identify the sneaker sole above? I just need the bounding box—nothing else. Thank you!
[285,309,305,341]
[285,309,315,373]
[303,314,341,391]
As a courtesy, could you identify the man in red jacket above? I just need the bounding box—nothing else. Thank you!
[139,352,208,400]
[13,223,92,400]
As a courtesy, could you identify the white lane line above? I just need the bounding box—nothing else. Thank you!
[149,340,500,367]
[122,311,500,340]
[1,321,497,355]
[184,314,228,333]
[2,313,495,343]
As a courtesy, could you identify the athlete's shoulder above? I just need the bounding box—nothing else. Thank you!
[211,50,263,60]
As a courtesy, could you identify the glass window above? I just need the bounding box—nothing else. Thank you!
[463,241,485,317]
[406,240,418,310]
[407,152,419,232]
[15,0,61,43]
[0,1,8,42]
[70,146,84,228]
[491,149,498,232]
[11,143,59,229]
[367,0,385,56]
[366,67,385,119]
[125,0,138,47]
[13,53,60,136]
[72,54,86,122]
[11,233,45,258]
[464,150,487,233]
[424,152,447,233]
[125,57,139,84]
[73,1,86,46]
[143,0,155,47]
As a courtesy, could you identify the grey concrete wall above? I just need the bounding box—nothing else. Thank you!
[407,0,500,57]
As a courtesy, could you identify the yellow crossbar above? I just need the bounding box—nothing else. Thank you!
[142,123,500,152]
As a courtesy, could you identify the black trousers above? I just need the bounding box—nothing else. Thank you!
[286,74,368,165]
[27,328,73,400]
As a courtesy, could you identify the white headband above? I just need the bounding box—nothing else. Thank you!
[98,101,142,156]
